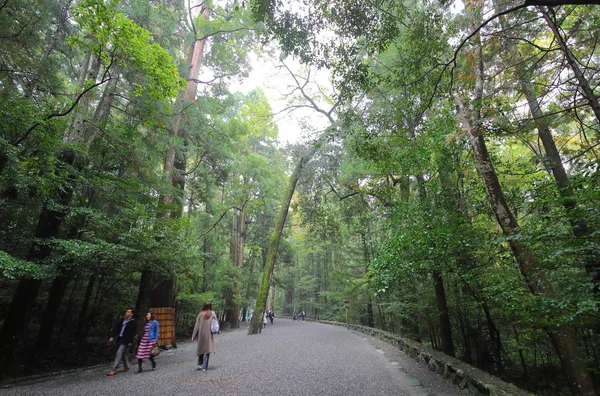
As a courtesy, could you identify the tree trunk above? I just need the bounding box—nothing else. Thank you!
[455,5,595,388]
[76,274,96,342]
[433,270,455,357]
[455,95,596,395]
[0,149,76,373]
[249,144,319,334]
[540,7,600,124]
[415,169,455,357]
[135,2,211,329]
[229,203,247,329]
[494,1,597,286]
[33,275,72,352]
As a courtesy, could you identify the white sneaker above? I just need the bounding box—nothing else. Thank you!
[197,365,203,370]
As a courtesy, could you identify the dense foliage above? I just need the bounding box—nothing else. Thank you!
[1,0,599,394]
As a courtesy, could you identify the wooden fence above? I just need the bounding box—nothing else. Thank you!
[152,307,175,346]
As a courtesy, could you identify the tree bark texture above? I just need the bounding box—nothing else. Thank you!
[249,145,319,334]
[433,270,456,357]
[455,94,596,395]
[137,1,211,328]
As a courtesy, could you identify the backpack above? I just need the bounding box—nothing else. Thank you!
[210,318,220,334]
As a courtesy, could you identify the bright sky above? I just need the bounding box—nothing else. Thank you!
[236,52,333,145]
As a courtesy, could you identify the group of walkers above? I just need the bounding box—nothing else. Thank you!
[107,309,159,376]
[107,302,220,376]
[248,308,276,328]
[107,303,291,376]
[293,311,306,321]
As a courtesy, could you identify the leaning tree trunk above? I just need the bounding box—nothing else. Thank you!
[249,144,319,335]
[455,95,596,395]
[494,0,597,286]
[540,7,600,124]
[457,2,595,391]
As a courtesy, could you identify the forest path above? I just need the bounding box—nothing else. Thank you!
[0,319,465,396]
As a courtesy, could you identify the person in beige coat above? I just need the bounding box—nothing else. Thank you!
[191,302,216,371]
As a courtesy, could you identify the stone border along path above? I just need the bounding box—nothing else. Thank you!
[1,319,469,396]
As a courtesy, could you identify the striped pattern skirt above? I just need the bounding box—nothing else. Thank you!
[136,323,153,359]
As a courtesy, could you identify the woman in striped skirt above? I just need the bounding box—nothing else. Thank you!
[135,311,159,373]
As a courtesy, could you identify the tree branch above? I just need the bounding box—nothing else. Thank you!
[14,74,112,145]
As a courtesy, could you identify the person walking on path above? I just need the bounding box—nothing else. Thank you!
[192,302,216,372]
[107,308,136,376]
[135,311,159,374]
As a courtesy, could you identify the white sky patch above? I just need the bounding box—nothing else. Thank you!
[236,51,333,145]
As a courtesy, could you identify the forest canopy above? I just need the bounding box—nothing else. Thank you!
[1,0,599,395]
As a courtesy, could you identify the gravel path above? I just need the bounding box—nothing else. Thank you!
[0,319,466,396]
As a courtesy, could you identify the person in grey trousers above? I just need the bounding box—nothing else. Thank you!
[107,308,137,376]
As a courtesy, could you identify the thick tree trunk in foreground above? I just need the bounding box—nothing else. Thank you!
[249,145,319,335]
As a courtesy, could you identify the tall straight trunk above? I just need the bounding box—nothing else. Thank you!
[135,271,154,324]
[0,169,74,374]
[76,274,96,342]
[360,231,375,328]
[249,144,319,334]
[136,2,210,327]
[224,206,239,327]
[230,202,246,329]
[0,44,105,365]
[415,171,455,357]
[33,275,72,352]
[33,70,116,352]
[433,270,455,357]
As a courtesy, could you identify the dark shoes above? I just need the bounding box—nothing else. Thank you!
[134,368,142,374]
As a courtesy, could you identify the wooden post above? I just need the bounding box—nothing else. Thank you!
[342,297,350,329]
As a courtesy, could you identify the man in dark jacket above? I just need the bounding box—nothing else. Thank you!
[107,308,136,376]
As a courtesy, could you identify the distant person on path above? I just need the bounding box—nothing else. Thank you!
[268,309,274,324]
[135,311,159,374]
[107,308,136,376]
[192,302,216,372]
[300,311,305,321]
[262,312,267,328]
